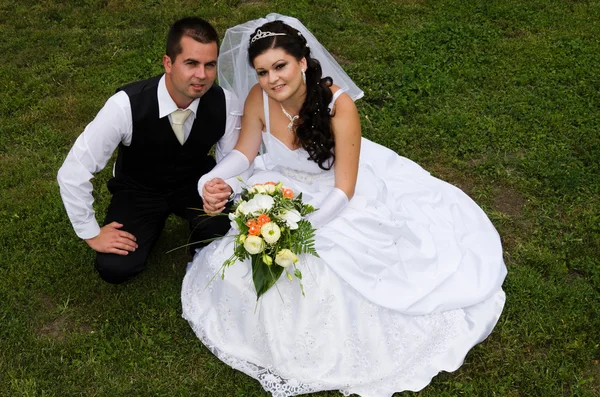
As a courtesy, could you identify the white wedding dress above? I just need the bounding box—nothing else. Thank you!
[182,91,507,397]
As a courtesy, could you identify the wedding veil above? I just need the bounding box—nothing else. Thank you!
[218,13,364,107]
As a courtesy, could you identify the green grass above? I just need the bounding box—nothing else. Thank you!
[1,0,599,395]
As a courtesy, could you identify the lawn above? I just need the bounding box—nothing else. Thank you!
[1,0,599,395]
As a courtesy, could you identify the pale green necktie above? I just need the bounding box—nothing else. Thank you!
[171,109,192,145]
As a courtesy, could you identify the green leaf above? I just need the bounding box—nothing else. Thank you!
[252,255,284,299]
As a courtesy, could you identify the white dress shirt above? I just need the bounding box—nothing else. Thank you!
[57,74,250,240]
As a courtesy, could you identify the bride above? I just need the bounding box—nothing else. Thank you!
[182,14,507,397]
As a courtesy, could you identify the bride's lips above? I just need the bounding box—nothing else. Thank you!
[272,84,285,92]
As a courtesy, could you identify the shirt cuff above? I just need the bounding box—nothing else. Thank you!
[74,220,101,240]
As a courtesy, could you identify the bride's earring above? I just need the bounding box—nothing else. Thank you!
[302,69,306,84]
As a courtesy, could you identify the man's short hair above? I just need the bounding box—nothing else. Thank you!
[166,17,219,61]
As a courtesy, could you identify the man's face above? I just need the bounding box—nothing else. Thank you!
[163,35,218,108]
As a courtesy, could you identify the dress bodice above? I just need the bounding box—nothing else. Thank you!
[258,90,344,180]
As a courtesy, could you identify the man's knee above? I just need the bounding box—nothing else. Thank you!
[95,252,146,284]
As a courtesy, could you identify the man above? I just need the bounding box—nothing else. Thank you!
[57,17,250,284]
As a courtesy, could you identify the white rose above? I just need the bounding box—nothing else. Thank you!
[264,184,276,194]
[280,209,302,230]
[235,200,248,215]
[253,185,267,194]
[243,235,265,255]
[275,249,298,268]
[243,194,274,215]
[260,222,281,244]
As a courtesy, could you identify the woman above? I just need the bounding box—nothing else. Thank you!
[182,14,507,397]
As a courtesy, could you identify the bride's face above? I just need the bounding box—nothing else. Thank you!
[253,48,306,101]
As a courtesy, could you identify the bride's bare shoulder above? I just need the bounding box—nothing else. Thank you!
[246,84,263,103]
[329,83,342,94]
[243,84,265,114]
[328,84,355,116]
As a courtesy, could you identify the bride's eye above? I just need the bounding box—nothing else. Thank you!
[275,63,286,70]
[257,70,267,76]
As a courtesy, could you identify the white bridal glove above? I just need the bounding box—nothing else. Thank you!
[197,150,250,198]
[307,187,349,228]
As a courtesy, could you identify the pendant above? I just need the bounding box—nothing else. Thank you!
[287,117,298,131]
[281,104,299,131]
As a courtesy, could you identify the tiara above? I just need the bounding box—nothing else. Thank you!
[250,29,286,44]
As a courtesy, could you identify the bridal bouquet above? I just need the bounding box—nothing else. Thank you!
[222,182,318,299]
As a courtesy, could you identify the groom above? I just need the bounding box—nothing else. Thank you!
[57,17,248,284]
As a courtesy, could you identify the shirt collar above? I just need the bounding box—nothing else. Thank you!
[157,74,200,118]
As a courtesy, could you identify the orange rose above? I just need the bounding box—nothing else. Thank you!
[248,224,261,236]
[257,214,271,226]
[246,219,257,228]
[264,181,277,185]
[282,188,294,198]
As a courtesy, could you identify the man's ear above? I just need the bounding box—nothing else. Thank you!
[163,55,172,74]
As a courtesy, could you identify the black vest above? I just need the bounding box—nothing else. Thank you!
[111,75,226,193]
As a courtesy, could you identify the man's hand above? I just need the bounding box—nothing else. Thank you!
[85,222,138,255]
[202,178,232,215]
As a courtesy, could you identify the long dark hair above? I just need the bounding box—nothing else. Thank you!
[248,21,335,170]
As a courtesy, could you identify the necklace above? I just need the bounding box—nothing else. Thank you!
[280,103,299,131]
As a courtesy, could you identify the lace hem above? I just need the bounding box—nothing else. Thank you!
[182,245,464,397]
[185,316,324,397]
[182,308,462,397]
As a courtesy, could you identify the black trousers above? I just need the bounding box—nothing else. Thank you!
[95,180,230,284]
